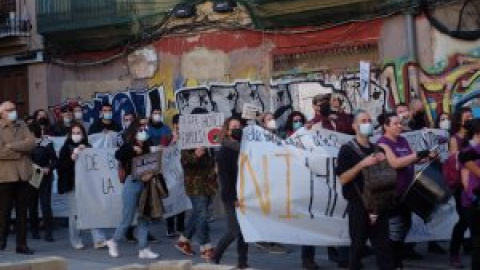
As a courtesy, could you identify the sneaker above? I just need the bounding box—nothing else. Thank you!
[105,240,119,258]
[175,240,195,256]
[266,243,288,254]
[449,255,464,269]
[94,241,107,249]
[72,243,84,250]
[201,248,215,261]
[139,247,159,259]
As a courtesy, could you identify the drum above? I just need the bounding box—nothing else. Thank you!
[401,161,451,222]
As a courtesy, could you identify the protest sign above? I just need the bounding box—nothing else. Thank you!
[179,113,225,149]
[360,61,370,101]
[75,148,123,229]
[236,125,456,246]
[161,144,192,218]
[132,152,163,179]
[241,103,261,120]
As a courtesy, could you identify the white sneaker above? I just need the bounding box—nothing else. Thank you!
[106,239,119,258]
[72,243,84,250]
[94,241,107,249]
[139,247,159,259]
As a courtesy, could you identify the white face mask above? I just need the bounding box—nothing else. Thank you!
[440,119,451,131]
[359,123,374,137]
[136,130,149,142]
[152,114,162,123]
[74,112,83,120]
[266,119,277,130]
[7,110,17,121]
[71,134,82,143]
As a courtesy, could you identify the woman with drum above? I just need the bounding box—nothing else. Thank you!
[448,107,473,268]
[377,113,437,269]
[458,118,480,269]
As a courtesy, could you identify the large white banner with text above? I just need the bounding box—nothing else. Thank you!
[237,125,456,246]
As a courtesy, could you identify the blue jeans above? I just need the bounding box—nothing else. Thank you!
[184,195,212,245]
[112,177,150,249]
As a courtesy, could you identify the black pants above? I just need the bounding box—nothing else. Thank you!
[389,204,412,268]
[465,207,480,269]
[348,202,394,270]
[450,188,470,256]
[28,176,54,236]
[214,202,248,265]
[301,245,315,263]
[166,211,185,234]
[0,181,31,248]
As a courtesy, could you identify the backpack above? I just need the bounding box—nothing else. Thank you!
[348,140,398,214]
[443,153,461,189]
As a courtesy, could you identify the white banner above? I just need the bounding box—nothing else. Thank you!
[162,144,192,218]
[75,148,124,229]
[237,125,456,246]
[179,113,224,149]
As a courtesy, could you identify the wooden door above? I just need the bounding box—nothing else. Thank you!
[0,66,29,118]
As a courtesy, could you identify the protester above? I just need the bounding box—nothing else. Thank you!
[378,112,437,269]
[147,108,171,148]
[33,109,53,135]
[105,120,159,259]
[259,112,277,133]
[449,107,474,268]
[117,112,136,147]
[175,145,218,260]
[436,112,451,131]
[212,116,249,269]
[336,110,394,270]
[57,122,107,249]
[307,94,334,130]
[395,103,412,132]
[88,102,121,135]
[0,101,36,255]
[330,94,354,134]
[73,104,91,132]
[27,122,58,242]
[52,106,74,136]
[458,118,480,270]
[284,111,307,136]
[409,99,429,130]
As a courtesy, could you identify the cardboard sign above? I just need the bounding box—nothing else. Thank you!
[29,164,44,189]
[131,152,163,178]
[241,103,261,120]
[179,113,225,149]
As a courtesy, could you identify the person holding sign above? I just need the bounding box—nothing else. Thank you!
[211,116,249,269]
[57,123,107,250]
[336,110,394,270]
[105,121,159,259]
[0,101,36,255]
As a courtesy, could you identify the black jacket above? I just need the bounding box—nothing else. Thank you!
[217,140,240,203]
[57,140,91,194]
[88,120,121,135]
[31,138,58,180]
[115,140,152,177]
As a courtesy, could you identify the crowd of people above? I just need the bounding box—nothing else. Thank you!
[0,92,478,270]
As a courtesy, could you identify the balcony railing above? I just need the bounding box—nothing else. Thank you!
[0,13,31,38]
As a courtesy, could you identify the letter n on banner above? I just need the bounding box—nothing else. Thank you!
[238,153,271,215]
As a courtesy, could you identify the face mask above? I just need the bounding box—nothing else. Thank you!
[293,121,303,131]
[64,118,72,125]
[152,114,162,123]
[266,119,277,130]
[7,111,17,121]
[230,128,243,141]
[74,112,83,120]
[359,123,374,137]
[136,130,149,142]
[440,119,451,131]
[103,112,113,120]
[71,134,82,143]
[320,103,331,116]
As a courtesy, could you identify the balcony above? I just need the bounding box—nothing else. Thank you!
[0,17,31,39]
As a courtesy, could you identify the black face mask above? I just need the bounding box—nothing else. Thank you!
[320,103,331,117]
[38,118,48,126]
[230,128,243,141]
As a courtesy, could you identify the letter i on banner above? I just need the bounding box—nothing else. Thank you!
[360,61,370,101]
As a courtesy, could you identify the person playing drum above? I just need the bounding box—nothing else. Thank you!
[377,112,438,269]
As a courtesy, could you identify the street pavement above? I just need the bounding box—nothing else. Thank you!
[0,218,469,270]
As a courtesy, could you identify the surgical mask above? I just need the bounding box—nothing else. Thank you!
[103,112,113,120]
[7,110,17,121]
[440,119,451,131]
[136,130,149,142]
[266,119,277,130]
[71,134,82,143]
[74,112,83,120]
[230,128,243,141]
[152,114,162,123]
[293,121,303,131]
[359,123,374,137]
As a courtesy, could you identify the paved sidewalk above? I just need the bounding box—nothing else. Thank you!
[0,218,468,270]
